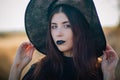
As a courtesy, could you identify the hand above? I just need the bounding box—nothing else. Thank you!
[9,42,35,80]
[13,42,35,70]
[102,44,119,80]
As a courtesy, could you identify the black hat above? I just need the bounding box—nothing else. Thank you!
[25,0,106,57]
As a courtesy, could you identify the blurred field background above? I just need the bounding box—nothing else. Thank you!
[0,26,120,80]
[0,0,120,80]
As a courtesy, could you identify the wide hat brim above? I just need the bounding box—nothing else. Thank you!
[25,0,106,57]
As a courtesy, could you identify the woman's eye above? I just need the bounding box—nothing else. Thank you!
[51,25,57,29]
[64,24,71,28]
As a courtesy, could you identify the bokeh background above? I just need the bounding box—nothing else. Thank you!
[0,0,120,80]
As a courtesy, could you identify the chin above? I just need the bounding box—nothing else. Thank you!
[58,47,71,53]
[58,49,67,52]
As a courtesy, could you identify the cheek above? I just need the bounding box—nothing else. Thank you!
[68,37,73,48]
[66,30,73,40]
[65,30,73,45]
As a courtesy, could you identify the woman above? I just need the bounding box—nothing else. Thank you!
[9,1,119,80]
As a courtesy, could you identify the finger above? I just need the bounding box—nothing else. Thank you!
[103,51,113,64]
[18,42,34,55]
[17,42,28,54]
[105,51,119,64]
[105,44,114,51]
[106,50,118,59]
[19,42,30,50]
[102,51,107,60]
[26,45,32,51]
[104,44,116,57]
[26,44,34,52]
[104,51,113,60]
[22,42,33,51]
[25,43,35,55]
[29,47,35,58]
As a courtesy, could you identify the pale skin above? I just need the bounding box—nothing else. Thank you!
[9,42,35,80]
[51,13,73,57]
[9,13,119,80]
[102,44,119,80]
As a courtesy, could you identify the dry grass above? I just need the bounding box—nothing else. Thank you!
[103,27,120,56]
[0,32,27,80]
[0,27,120,80]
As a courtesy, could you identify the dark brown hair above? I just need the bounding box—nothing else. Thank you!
[32,4,103,80]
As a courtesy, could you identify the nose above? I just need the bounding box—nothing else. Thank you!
[56,27,63,37]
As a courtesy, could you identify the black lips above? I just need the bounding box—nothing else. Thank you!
[56,40,65,45]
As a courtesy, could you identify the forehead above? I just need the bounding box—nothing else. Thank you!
[51,12,69,23]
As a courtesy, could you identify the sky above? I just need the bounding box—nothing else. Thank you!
[0,0,119,32]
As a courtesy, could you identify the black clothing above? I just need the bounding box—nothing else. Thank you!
[22,56,103,80]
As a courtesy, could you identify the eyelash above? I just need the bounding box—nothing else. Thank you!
[51,25,57,29]
[64,24,71,28]
[51,24,71,29]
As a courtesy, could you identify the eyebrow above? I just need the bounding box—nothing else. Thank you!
[62,21,69,24]
[51,21,69,24]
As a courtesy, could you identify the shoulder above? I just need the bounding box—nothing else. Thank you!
[22,59,51,80]
[22,63,36,80]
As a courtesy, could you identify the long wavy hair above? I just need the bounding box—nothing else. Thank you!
[32,4,103,80]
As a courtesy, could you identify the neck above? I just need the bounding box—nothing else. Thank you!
[63,51,73,57]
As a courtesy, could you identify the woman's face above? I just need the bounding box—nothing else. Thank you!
[51,12,73,56]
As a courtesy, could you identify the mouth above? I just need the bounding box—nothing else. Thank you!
[56,40,65,45]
